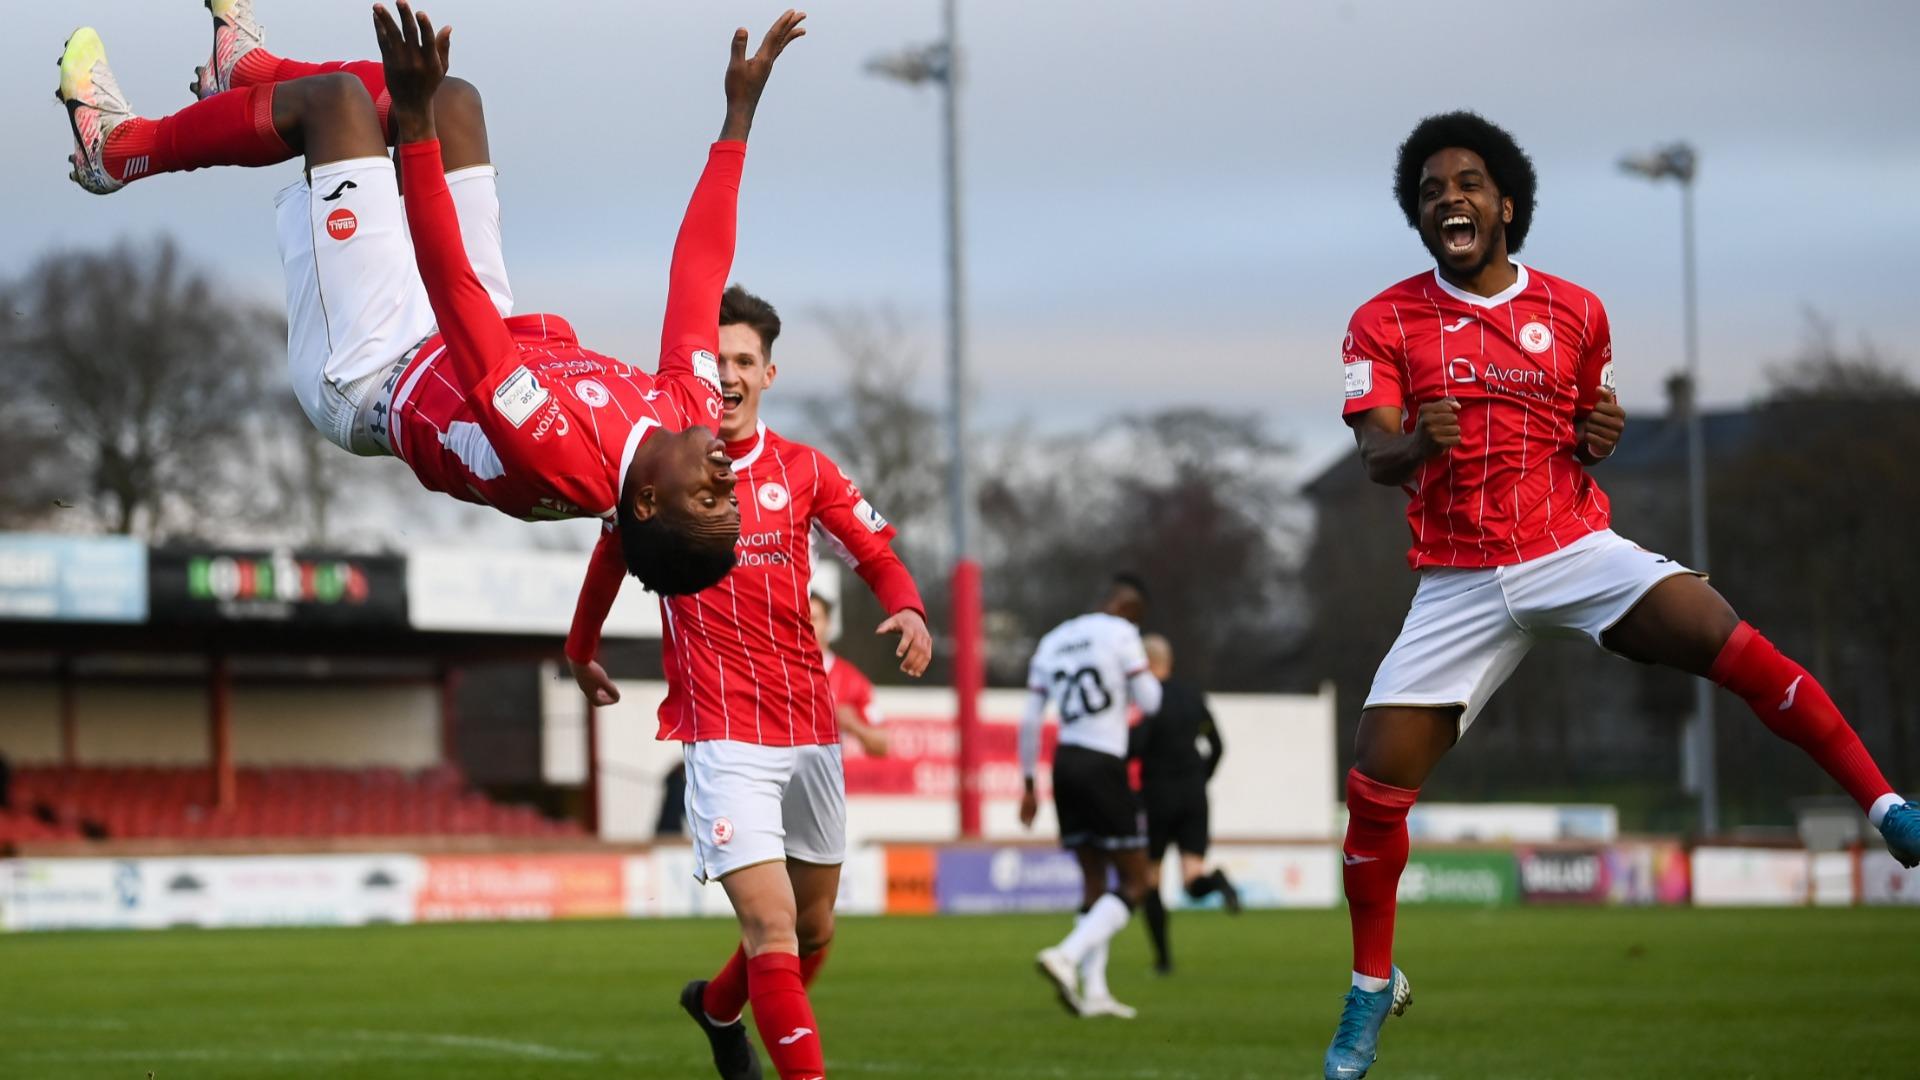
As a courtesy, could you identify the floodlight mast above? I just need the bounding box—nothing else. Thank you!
[1620,142,1715,837]
[870,0,984,839]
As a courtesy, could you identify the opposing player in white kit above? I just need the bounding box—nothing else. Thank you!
[1020,575,1163,1020]
[54,1,812,599]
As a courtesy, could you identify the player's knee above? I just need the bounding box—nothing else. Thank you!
[797,909,835,955]
[305,72,375,117]
[736,908,799,955]
[436,77,485,124]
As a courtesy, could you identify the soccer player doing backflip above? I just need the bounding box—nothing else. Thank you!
[1323,110,1920,1079]
[53,0,812,603]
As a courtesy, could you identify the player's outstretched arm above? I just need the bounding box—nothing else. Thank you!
[657,13,807,384]
[375,2,514,390]
[1351,402,1460,487]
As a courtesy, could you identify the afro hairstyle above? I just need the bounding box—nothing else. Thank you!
[616,500,738,596]
[1394,111,1538,253]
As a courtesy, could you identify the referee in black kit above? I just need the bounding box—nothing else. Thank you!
[1134,634,1239,974]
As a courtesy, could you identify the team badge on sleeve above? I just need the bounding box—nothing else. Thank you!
[1344,360,1374,400]
[854,498,888,533]
[1601,360,1617,395]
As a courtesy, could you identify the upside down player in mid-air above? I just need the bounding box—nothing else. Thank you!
[1022,575,1163,1020]
[53,0,811,603]
[566,283,931,1080]
[1322,110,1920,1080]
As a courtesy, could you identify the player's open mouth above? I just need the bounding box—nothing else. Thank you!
[1441,215,1475,254]
[722,391,744,413]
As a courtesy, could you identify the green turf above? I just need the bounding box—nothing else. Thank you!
[1,907,1914,1079]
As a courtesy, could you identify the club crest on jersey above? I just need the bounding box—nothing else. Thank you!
[854,498,888,533]
[573,379,610,408]
[493,366,550,428]
[1344,360,1373,399]
[1519,320,1554,354]
[712,817,734,846]
[757,482,790,512]
[325,207,358,241]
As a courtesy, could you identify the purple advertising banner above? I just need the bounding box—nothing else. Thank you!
[1517,847,1610,904]
[935,847,1085,914]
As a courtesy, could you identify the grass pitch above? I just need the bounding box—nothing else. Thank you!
[1,907,1914,1079]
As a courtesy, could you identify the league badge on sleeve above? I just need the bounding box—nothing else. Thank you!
[854,498,889,533]
[692,349,721,391]
[493,366,550,428]
[1344,360,1374,400]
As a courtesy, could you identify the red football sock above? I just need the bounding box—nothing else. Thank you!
[1343,768,1418,981]
[747,952,825,1080]
[231,51,391,135]
[702,945,749,1023]
[1711,622,1893,814]
[101,85,290,185]
[800,946,829,987]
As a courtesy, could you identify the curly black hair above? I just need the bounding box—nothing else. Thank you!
[617,501,737,596]
[1394,111,1538,253]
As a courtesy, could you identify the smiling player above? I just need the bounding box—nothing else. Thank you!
[566,281,931,1080]
[1321,110,1919,1080]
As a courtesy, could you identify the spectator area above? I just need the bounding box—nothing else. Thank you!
[3,766,582,843]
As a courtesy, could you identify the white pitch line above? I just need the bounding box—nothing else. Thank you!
[340,1028,598,1062]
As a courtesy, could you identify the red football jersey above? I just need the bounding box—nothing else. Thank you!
[382,141,737,523]
[1341,264,1615,569]
[568,424,924,747]
[825,652,878,728]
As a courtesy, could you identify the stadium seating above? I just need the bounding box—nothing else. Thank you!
[7,765,584,841]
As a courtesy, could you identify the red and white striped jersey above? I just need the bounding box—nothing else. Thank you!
[382,140,737,524]
[651,425,923,746]
[1341,263,1614,570]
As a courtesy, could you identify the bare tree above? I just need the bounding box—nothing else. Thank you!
[0,237,282,538]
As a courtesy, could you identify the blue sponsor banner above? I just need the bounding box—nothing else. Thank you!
[934,846,1085,914]
[0,535,146,623]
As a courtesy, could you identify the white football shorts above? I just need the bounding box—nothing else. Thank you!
[1364,529,1701,733]
[681,739,847,883]
[275,157,513,454]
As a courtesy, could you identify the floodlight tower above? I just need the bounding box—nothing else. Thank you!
[869,0,985,838]
[1620,142,1716,836]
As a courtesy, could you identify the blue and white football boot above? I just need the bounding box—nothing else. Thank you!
[1880,801,1920,868]
[1323,966,1411,1080]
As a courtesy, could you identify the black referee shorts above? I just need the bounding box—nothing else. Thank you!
[1145,779,1210,861]
[1051,744,1145,851]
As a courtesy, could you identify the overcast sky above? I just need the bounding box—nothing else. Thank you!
[5,0,1917,491]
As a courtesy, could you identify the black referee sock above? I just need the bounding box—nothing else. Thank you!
[1142,890,1171,969]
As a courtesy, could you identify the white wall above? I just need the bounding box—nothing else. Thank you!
[0,679,440,768]
[569,679,1338,844]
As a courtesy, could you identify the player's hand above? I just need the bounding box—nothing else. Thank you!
[1413,399,1462,456]
[1578,391,1626,461]
[373,1,450,143]
[568,657,621,707]
[1019,789,1039,829]
[878,608,933,678]
[857,728,891,758]
[720,9,806,140]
